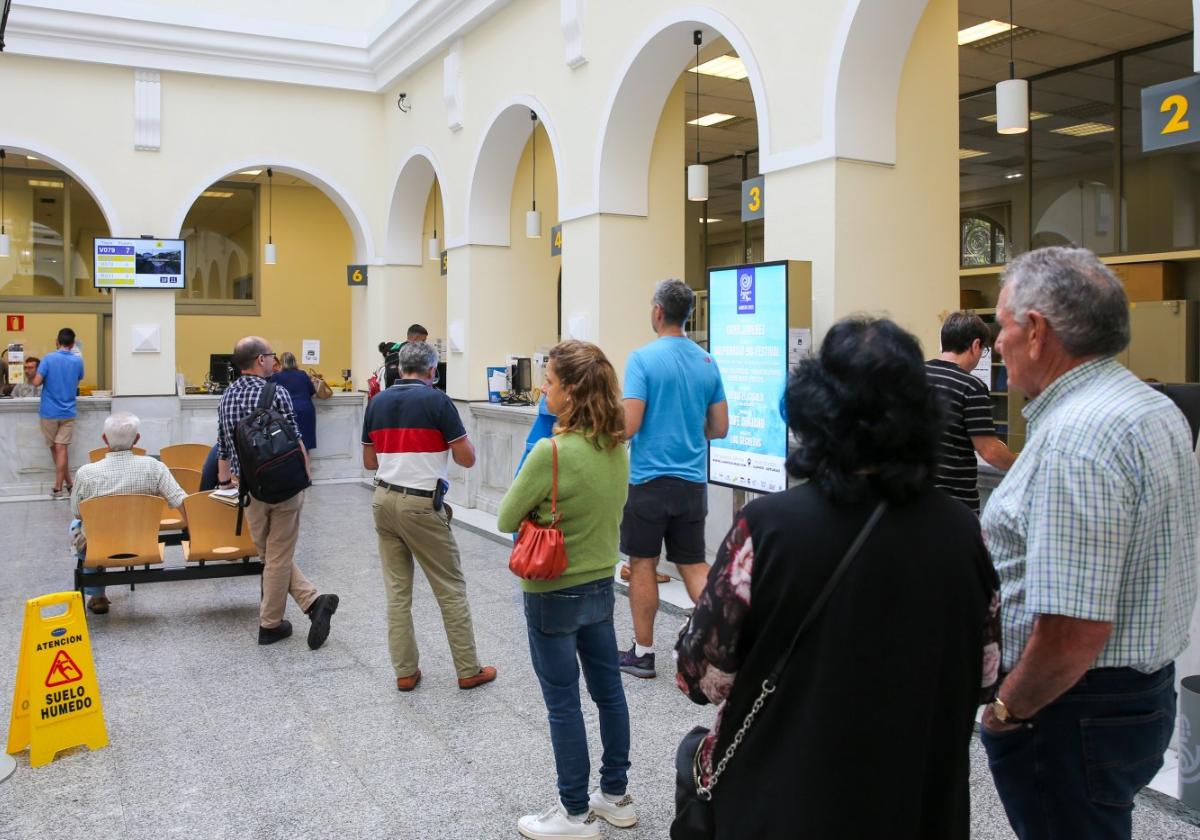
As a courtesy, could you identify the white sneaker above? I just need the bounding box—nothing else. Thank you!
[588,789,637,828]
[517,801,600,839]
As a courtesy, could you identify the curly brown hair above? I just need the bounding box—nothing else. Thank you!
[549,340,624,449]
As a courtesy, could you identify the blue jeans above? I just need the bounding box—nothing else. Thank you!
[70,519,104,597]
[982,664,1176,840]
[524,577,631,815]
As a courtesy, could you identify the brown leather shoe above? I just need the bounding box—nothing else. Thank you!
[457,665,497,690]
[396,669,422,692]
[87,595,110,615]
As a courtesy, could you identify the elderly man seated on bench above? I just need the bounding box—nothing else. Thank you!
[70,412,188,615]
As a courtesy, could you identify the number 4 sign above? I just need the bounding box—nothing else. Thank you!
[1141,75,1200,153]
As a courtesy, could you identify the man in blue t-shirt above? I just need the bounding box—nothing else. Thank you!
[34,327,85,499]
[619,279,728,678]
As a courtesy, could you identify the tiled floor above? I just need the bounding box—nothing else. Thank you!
[1,484,1198,839]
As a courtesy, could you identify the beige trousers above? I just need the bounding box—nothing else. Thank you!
[245,491,318,629]
[372,486,480,679]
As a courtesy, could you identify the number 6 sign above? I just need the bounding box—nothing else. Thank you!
[1142,75,1200,153]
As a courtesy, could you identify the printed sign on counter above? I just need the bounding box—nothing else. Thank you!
[708,262,790,493]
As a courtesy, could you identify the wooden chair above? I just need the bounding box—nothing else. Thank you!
[159,443,211,472]
[88,446,147,463]
[78,494,167,568]
[159,468,202,531]
[180,492,257,562]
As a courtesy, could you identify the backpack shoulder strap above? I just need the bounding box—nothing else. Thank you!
[257,380,277,412]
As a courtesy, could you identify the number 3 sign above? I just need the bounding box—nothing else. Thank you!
[1142,75,1200,153]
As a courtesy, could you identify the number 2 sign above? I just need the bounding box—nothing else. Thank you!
[1142,75,1200,153]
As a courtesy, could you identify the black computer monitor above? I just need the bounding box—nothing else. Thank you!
[209,353,235,386]
[513,357,532,392]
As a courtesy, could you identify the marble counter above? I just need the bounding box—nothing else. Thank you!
[447,401,538,514]
[0,392,368,496]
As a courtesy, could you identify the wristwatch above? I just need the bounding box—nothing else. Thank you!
[990,697,1031,725]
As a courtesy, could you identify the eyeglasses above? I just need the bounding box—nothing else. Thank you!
[260,353,277,361]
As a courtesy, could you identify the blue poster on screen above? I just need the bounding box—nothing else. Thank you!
[708,262,789,493]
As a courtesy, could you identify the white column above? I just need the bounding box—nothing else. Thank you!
[112,289,176,395]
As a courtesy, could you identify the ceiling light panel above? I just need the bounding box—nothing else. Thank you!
[238,169,263,176]
[688,112,737,127]
[958,20,1014,46]
[688,55,748,80]
[959,148,989,159]
[201,191,235,198]
[28,179,63,188]
[1050,122,1114,137]
[979,111,1049,123]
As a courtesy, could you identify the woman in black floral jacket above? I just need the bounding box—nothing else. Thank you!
[675,317,1000,839]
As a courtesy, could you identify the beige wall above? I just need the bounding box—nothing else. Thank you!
[0,313,99,387]
[175,183,354,385]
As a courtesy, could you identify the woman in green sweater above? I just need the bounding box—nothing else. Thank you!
[498,340,635,840]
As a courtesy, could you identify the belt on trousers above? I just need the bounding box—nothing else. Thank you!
[374,479,435,498]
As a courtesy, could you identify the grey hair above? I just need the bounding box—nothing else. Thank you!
[652,279,695,327]
[103,412,140,451]
[1000,246,1129,357]
[232,336,270,371]
[399,341,439,375]
[280,351,298,370]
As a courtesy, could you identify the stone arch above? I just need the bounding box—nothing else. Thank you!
[385,147,448,265]
[594,8,772,217]
[167,159,375,263]
[829,0,929,167]
[465,95,565,247]
[0,138,122,234]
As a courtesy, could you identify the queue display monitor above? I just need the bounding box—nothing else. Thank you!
[94,238,186,289]
[707,261,789,493]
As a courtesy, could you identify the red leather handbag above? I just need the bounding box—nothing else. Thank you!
[509,439,568,581]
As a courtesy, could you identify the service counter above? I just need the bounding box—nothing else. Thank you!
[447,401,539,514]
[0,392,367,497]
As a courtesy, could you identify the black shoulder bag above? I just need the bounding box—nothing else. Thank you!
[670,500,887,840]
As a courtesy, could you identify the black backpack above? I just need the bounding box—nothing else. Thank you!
[233,381,310,533]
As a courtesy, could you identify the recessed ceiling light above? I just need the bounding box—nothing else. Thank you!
[239,169,263,176]
[1005,172,1024,180]
[25,155,40,161]
[958,20,1014,46]
[1051,122,1114,137]
[979,111,1049,123]
[699,218,723,223]
[28,179,63,189]
[688,55,748,81]
[201,191,235,199]
[688,113,737,127]
[959,148,989,159]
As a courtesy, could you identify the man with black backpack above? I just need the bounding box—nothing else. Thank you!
[217,336,339,648]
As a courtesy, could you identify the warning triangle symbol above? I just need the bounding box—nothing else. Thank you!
[45,650,83,687]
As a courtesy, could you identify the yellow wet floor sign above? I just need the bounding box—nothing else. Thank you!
[6,591,108,767]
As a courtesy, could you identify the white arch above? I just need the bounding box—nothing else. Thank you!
[385,146,448,265]
[166,158,376,264]
[464,95,566,247]
[0,137,122,234]
[593,7,773,218]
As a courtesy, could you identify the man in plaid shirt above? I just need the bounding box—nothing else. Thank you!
[217,336,338,649]
[71,412,187,615]
[981,247,1200,839]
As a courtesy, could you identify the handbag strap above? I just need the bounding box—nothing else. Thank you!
[698,499,887,799]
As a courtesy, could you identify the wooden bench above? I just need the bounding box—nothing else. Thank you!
[74,493,263,594]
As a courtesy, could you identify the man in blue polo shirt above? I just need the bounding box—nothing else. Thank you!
[34,327,85,499]
[619,279,728,678]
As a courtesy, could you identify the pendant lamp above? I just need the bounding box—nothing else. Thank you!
[526,110,542,238]
[996,0,1028,135]
[264,168,277,265]
[428,183,441,260]
[687,30,709,202]
[0,150,8,258]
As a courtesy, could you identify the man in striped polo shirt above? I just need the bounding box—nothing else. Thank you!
[926,311,1015,513]
[362,341,496,693]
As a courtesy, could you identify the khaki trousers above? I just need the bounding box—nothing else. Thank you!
[372,486,480,679]
[245,491,318,629]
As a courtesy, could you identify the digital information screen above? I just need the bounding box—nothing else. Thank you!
[707,261,789,493]
[94,238,186,289]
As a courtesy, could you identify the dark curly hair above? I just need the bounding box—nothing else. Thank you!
[785,317,942,504]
